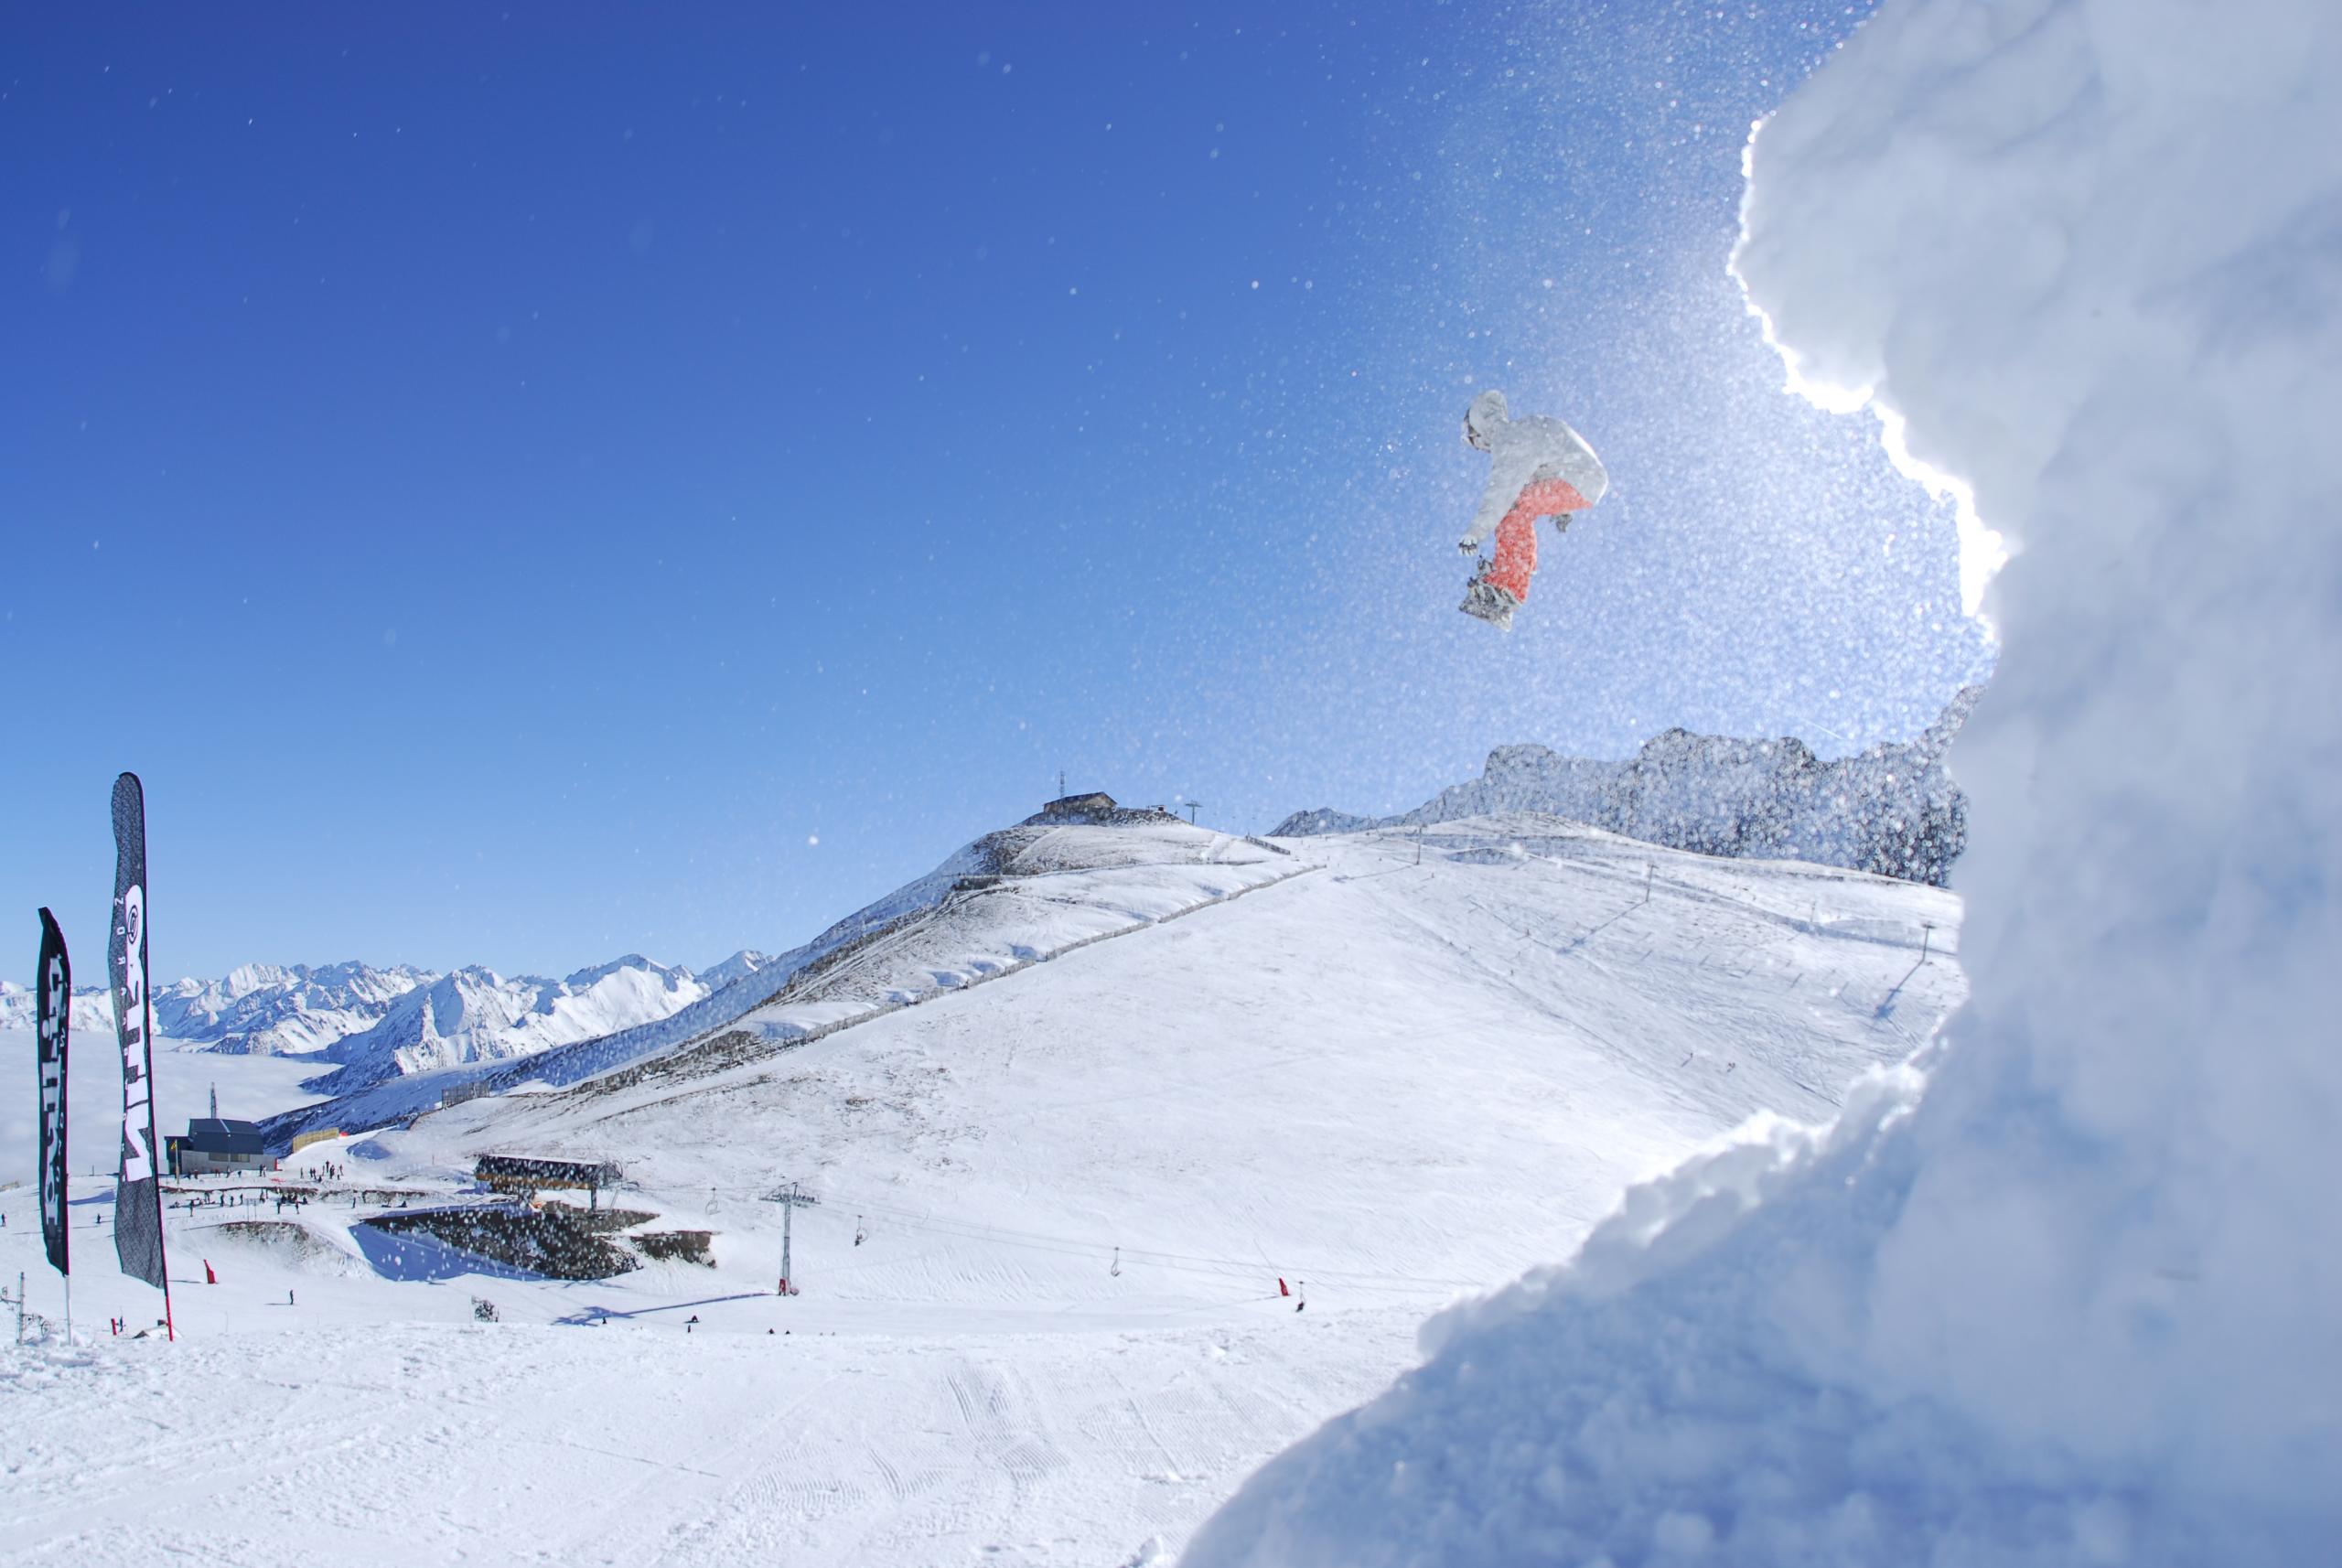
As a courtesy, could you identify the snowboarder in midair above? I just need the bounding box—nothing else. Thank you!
[1456,390,1609,630]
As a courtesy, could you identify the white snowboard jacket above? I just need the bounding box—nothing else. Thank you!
[1458,390,1610,549]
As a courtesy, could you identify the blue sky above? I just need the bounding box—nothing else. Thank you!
[3,2,1989,983]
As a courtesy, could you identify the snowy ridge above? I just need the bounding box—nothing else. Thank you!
[1275,686,1976,886]
[259,821,1300,1147]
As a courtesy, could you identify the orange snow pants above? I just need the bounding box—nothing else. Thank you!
[1487,477,1594,602]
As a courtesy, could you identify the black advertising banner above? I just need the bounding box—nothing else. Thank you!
[36,908,70,1277]
[109,772,168,1292]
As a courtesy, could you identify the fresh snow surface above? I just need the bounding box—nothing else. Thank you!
[1,817,1960,1566]
[1187,3,2342,1564]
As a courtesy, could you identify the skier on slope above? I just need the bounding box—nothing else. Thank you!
[1456,390,1609,630]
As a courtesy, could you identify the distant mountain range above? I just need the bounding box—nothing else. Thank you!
[1274,688,1981,886]
[0,950,778,1096]
[0,979,118,1037]
[158,961,436,1056]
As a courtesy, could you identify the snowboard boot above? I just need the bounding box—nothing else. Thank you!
[1459,572,1520,631]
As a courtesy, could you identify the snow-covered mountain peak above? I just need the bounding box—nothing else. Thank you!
[561,952,694,992]
[293,949,741,1099]
[1279,690,1977,886]
[693,949,778,993]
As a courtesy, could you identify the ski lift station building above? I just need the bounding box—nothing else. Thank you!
[474,1154,624,1209]
[166,1118,279,1177]
[1041,790,1119,818]
[1029,792,1183,826]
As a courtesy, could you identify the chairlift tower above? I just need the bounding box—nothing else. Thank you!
[1184,801,1202,826]
[763,1182,820,1295]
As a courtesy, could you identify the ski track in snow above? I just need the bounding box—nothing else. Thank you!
[0,816,1960,1565]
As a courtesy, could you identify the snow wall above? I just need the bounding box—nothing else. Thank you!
[1186,2,2341,1563]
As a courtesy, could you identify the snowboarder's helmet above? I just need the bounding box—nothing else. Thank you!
[1465,389,1508,449]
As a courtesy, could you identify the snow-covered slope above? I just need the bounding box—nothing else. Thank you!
[4,815,1961,1565]
[1277,688,1975,886]
[1188,3,2342,1563]
[404,817,1959,1305]
[263,820,1306,1141]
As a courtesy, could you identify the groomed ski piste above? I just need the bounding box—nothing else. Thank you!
[0,815,1960,1567]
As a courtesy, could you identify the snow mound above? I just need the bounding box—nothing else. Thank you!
[1188,2,2342,1562]
[204,1219,369,1278]
[1192,1068,2240,1565]
[1275,690,1975,886]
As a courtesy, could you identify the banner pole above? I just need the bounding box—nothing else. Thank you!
[146,940,172,1343]
[36,908,72,1327]
[109,773,174,1336]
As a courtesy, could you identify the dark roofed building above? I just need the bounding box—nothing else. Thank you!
[1041,790,1118,817]
[474,1154,624,1209]
[1024,791,1186,828]
[167,1117,277,1176]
